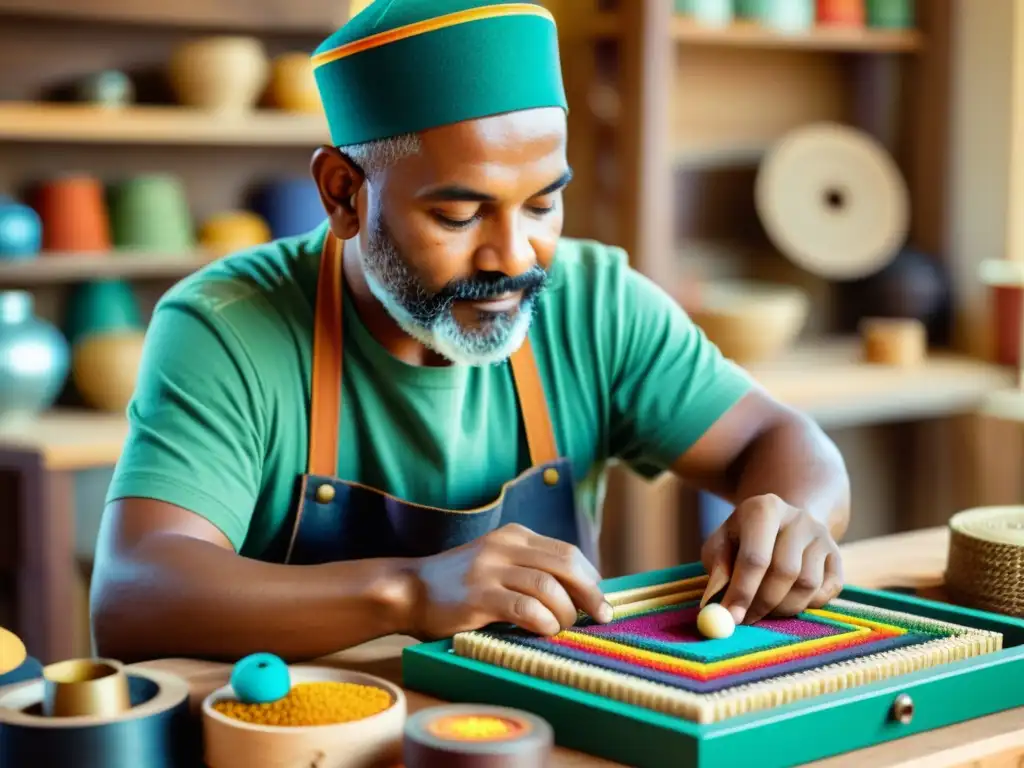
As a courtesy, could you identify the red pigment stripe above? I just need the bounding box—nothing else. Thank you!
[545,629,897,682]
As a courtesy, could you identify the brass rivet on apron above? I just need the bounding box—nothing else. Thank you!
[543,468,559,486]
[315,484,336,503]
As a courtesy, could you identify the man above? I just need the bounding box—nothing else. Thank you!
[90,0,850,664]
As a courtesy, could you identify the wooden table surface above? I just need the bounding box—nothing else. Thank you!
[135,527,1024,768]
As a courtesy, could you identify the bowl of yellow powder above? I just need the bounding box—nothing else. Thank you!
[201,665,407,768]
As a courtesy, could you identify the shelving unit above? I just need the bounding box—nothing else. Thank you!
[0,252,213,286]
[549,0,999,575]
[0,102,329,146]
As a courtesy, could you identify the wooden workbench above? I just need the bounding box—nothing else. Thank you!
[133,527,1024,768]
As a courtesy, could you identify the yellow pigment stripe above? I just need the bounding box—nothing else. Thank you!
[806,609,910,636]
[556,625,872,675]
[312,3,555,69]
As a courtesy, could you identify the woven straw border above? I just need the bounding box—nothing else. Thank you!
[945,506,1024,618]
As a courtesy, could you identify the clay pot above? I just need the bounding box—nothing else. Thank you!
[817,0,865,25]
[266,53,321,113]
[108,174,195,252]
[199,211,272,255]
[71,331,146,412]
[35,175,111,253]
[167,36,269,112]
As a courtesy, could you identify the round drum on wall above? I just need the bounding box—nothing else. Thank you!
[754,122,910,282]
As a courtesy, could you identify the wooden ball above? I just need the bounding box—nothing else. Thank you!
[697,603,735,639]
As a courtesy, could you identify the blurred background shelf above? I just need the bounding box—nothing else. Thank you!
[0,0,350,33]
[0,102,330,146]
[0,252,212,287]
[2,339,1009,471]
[588,13,923,51]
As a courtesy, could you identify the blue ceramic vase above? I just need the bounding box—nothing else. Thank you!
[0,291,70,426]
[253,178,325,239]
[0,199,42,260]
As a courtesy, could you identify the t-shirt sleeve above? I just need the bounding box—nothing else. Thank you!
[604,255,754,478]
[105,299,266,551]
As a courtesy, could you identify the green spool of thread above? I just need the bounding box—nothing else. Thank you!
[64,279,143,346]
[866,0,914,29]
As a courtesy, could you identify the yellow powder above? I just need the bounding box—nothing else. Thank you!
[213,681,392,727]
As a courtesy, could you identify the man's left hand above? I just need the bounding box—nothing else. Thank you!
[699,494,844,625]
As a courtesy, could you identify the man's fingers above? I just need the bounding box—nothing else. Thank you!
[770,539,829,618]
[808,551,845,608]
[486,587,562,636]
[500,565,580,631]
[510,539,611,623]
[720,506,781,624]
[524,529,603,584]
[699,532,733,609]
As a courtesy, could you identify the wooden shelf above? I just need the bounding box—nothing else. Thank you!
[0,252,212,287]
[0,341,1010,470]
[747,339,1014,429]
[0,409,129,470]
[589,14,923,52]
[0,102,330,146]
[0,0,346,33]
[674,141,769,170]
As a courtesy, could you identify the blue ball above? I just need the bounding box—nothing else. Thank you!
[230,653,290,704]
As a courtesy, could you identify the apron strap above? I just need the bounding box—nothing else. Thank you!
[306,231,559,475]
[307,232,344,476]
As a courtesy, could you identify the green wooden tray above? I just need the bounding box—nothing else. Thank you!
[401,562,1024,768]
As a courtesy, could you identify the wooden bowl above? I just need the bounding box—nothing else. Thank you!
[687,279,810,363]
[202,666,406,768]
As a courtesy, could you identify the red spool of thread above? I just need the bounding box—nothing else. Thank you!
[817,0,865,25]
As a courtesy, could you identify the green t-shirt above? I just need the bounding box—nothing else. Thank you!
[106,222,753,557]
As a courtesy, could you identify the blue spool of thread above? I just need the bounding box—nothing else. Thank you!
[230,653,291,704]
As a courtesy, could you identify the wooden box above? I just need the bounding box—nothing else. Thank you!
[401,562,1024,768]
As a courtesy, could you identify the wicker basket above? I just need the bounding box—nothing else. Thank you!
[946,506,1024,618]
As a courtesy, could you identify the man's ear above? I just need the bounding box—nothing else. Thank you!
[311,146,364,240]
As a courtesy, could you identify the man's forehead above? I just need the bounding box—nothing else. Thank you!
[419,108,567,161]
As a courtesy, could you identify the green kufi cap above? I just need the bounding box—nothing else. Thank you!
[312,0,567,147]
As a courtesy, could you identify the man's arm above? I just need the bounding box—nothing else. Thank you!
[90,499,418,663]
[671,387,850,625]
[671,387,850,540]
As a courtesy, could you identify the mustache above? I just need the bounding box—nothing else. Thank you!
[436,266,548,303]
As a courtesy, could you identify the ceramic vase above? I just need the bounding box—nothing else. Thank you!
[199,211,272,256]
[0,199,42,259]
[35,175,111,253]
[64,280,143,347]
[757,0,815,32]
[266,53,321,113]
[817,0,865,26]
[64,280,146,412]
[167,36,270,113]
[253,178,325,239]
[108,174,195,252]
[74,70,134,108]
[0,291,70,427]
[866,0,914,28]
[72,331,146,413]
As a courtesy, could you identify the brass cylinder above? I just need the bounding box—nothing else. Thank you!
[42,658,131,718]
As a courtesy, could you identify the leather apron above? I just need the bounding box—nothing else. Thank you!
[278,232,600,567]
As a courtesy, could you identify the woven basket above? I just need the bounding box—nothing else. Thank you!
[946,506,1024,618]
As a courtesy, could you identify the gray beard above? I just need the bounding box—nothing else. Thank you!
[360,212,544,366]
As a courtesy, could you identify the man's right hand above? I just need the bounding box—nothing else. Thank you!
[405,523,613,639]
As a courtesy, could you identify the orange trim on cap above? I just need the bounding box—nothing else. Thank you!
[311,3,554,69]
